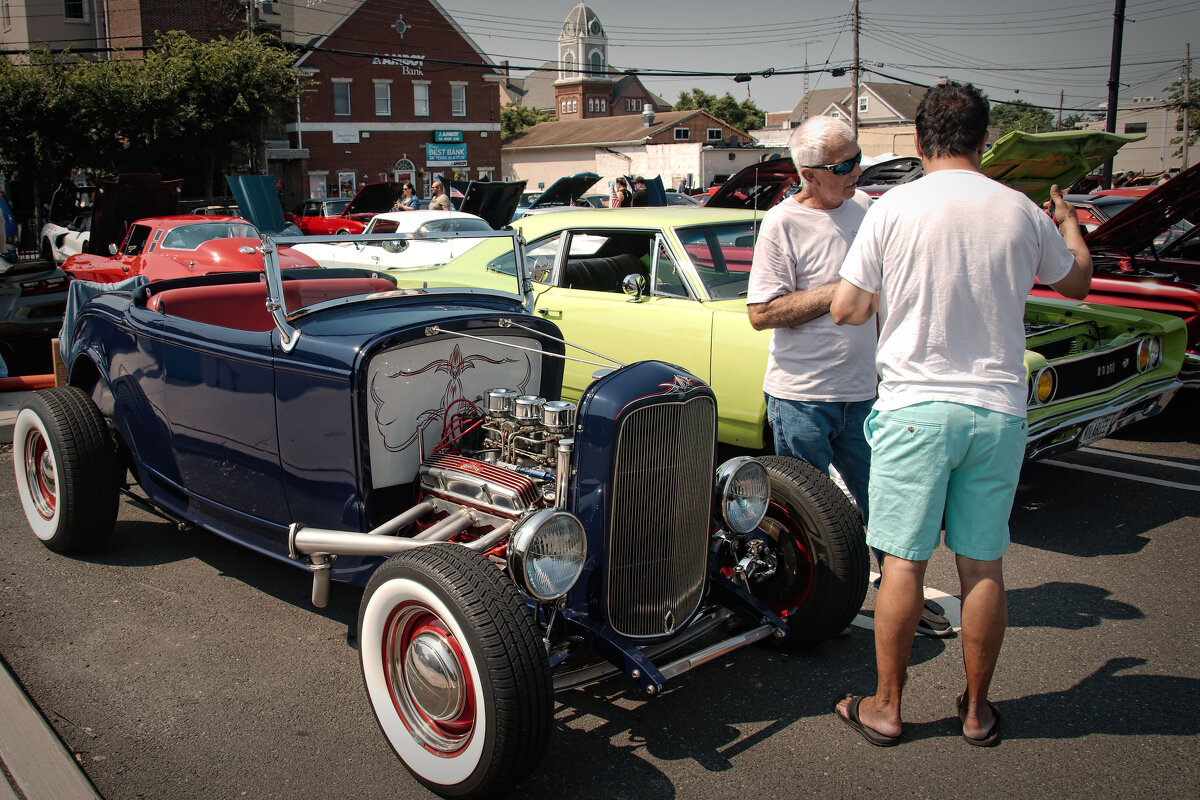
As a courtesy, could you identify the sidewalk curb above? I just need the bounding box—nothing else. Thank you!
[0,660,102,800]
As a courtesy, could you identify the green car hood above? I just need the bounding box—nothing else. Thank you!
[981,130,1144,205]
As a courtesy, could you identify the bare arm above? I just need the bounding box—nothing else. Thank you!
[747,282,838,330]
[830,278,877,326]
[1044,184,1093,300]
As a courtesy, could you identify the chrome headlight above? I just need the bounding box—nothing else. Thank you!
[507,509,586,601]
[715,457,769,534]
[1137,337,1161,372]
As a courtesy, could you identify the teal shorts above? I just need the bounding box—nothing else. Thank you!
[864,402,1026,562]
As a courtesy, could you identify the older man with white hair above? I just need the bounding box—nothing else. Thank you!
[747,115,952,638]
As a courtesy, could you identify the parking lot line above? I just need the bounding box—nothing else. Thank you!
[1043,459,1200,491]
[1081,446,1200,472]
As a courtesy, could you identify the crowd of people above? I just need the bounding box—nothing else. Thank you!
[747,81,1092,748]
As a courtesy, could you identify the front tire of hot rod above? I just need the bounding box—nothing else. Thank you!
[13,387,119,553]
[753,456,868,650]
[359,544,552,800]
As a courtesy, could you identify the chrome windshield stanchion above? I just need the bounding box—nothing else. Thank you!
[260,238,300,352]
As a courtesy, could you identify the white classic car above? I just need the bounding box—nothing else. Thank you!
[291,210,493,271]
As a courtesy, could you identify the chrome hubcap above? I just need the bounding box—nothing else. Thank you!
[404,631,465,721]
[23,430,56,520]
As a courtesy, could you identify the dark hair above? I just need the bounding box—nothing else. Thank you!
[915,82,990,159]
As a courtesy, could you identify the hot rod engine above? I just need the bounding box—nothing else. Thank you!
[415,389,577,540]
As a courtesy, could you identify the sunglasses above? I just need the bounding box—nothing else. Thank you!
[803,150,862,176]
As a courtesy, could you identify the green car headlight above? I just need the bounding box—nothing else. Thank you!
[507,509,586,601]
[715,457,769,534]
[1034,367,1057,405]
[1137,337,1161,372]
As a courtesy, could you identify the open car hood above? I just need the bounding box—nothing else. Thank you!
[705,158,798,210]
[707,130,1140,210]
[225,175,287,235]
[87,173,183,255]
[980,130,1142,205]
[344,182,404,216]
[456,180,528,228]
[530,172,601,209]
[1084,160,1200,255]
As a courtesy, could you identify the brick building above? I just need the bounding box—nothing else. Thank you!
[286,0,505,203]
[496,3,668,121]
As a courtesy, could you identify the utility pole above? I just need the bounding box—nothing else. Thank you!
[851,0,860,137]
[1058,90,1064,129]
[247,0,258,36]
[1101,0,1126,189]
[1184,43,1191,169]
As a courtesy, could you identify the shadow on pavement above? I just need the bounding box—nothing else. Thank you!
[1007,581,1143,629]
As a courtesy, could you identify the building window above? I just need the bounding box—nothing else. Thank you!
[338,171,357,198]
[562,52,574,79]
[478,168,494,181]
[674,128,690,141]
[2,0,11,30]
[589,51,603,76]
[1124,122,1148,134]
[707,128,723,141]
[561,100,567,115]
[858,96,868,113]
[307,172,328,200]
[626,98,637,111]
[451,83,466,117]
[413,81,430,116]
[599,99,606,112]
[64,0,88,20]
[374,81,391,116]
[332,79,352,116]
[830,111,840,118]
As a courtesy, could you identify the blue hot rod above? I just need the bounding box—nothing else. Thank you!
[14,226,866,799]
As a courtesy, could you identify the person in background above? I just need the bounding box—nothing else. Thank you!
[611,177,632,208]
[630,176,649,207]
[830,81,1092,748]
[392,183,419,211]
[428,181,451,211]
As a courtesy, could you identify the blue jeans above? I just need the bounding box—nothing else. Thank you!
[766,395,873,523]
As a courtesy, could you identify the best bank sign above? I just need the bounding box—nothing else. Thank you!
[425,142,468,167]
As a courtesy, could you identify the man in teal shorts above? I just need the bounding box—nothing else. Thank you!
[828,82,1093,747]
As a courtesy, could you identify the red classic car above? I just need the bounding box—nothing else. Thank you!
[1031,161,1200,384]
[284,182,404,235]
[62,215,318,283]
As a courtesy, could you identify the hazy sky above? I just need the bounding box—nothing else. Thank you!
[441,0,1197,116]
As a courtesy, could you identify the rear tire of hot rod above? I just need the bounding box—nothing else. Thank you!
[753,455,868,650]
[13,387,119,553]
[359,544,552,800]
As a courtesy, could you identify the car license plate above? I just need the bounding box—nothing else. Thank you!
[1080,414,1117,446]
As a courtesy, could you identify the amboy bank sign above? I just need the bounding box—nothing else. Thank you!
[373,54,425,75]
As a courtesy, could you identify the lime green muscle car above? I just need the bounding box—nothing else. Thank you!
[501,207,1185,460]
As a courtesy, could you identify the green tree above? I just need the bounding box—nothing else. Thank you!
[0,34,303,201]
[501,103,552,142]
[674,89,765,132]
[1164,75,1199,158]
[990,99,1055,136]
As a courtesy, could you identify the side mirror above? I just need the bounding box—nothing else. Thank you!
[381,240,408,254]
[622,273,647,301]
[108,243,118,255]
[530,256,552,283]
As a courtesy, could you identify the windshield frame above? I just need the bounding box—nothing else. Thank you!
[263,228,532,351]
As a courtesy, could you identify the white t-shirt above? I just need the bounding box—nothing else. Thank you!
[839,170,1074,417]
[747,190,877,402]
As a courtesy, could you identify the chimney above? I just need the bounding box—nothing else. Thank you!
[501,60,509,77]
[642,103,655,127]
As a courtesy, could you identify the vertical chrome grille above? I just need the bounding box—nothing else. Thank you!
[606,395,716,638]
